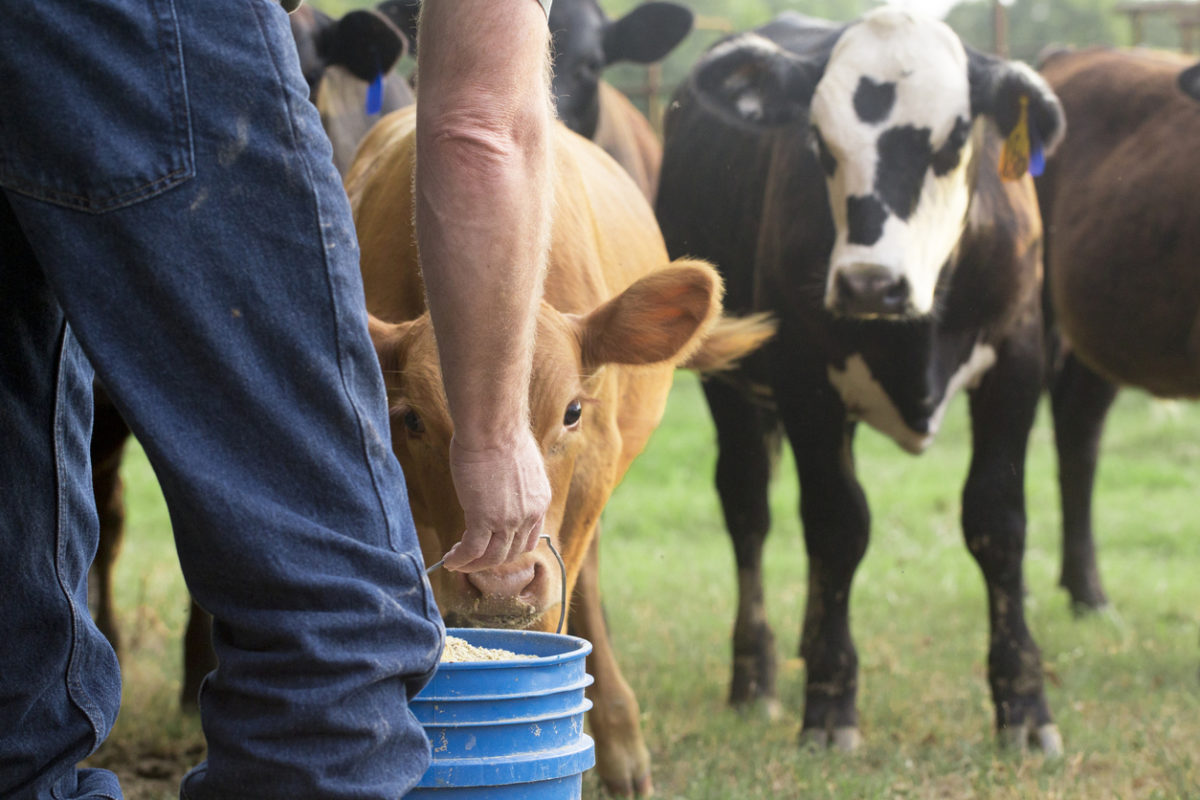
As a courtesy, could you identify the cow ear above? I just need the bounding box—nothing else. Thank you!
[368,314,416,381]
[575,260,722,370]
[324,9,408,82]
[690,33,828,128]
[602,2,693,66]
[968,48,1065,158]
[1179,61,1200,103]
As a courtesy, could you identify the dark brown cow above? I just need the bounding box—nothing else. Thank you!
[657,8,1066,751]
[1036,47,1200,611]
[88,3,416,708]
[345,104,773,797]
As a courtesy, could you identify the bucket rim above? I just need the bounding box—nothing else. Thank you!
[437,628,592,669]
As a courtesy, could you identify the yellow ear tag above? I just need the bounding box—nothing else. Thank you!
[999,95,1031,181]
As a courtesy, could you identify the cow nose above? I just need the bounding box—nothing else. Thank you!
[465,561,538,600]
[835,266,910,317]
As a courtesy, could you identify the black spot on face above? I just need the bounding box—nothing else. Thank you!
[812,126,837,177]
[875,125,933,220]
[931,116,971,176]
[846,194,887,245]
[853,76,896,124]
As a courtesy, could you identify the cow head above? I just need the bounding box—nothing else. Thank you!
[549,0,693,137]
[290,6,409,99]
[290,5,415,175]
[1180,61,1200,102]
[691,7,1064,319]
[369,261,722,631]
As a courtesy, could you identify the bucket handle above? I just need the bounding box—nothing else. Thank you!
[426,534,567,634]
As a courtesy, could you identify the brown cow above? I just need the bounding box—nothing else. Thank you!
[591,80,664,202]
[1036,47,1200,610]
[345,104,773,797]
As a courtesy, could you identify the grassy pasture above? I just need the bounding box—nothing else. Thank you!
[86,371,1199,799]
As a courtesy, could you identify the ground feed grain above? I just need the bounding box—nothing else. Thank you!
[440,635,526,662]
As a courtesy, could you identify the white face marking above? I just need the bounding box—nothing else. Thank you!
[812,8,974,315]
[826,343,997,454]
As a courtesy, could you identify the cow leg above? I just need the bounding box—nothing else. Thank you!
[180,602,215,710]
[702,375,781,713]
[964,333,1061,754]
[1049,351,1118,612]
[569,533,651,797]
[789,417,869,751]
[772,359,869,749]
[89,384,131,657]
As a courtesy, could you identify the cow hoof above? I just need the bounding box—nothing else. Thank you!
[1068,596,1110,617]
[799,727,829,750]
[1035,724,1064,757]
[831,726,862,751]
[799,726,861,752]
[599,772,653,798]
[596,743,653,797]
[734,696,783,721]
[1000,721,1063,756]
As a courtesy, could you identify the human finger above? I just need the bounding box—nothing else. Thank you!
[445,525,516,572]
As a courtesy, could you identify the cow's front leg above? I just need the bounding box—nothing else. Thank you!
[965,334,1061,754]
[570,534,651,797]
[702,375,781,713]
[1049,351,1118,613]
[786,409,869,751]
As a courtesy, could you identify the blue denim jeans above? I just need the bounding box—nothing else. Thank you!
[0,2,444,798]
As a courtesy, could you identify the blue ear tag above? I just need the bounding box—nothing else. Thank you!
[1027,118,1044,177]
[1029,138,1045,177]
[366,71,384,116]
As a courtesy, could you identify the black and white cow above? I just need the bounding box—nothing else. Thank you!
[656,8,1065,750]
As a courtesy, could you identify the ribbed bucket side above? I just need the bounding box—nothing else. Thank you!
[405,629,596,798]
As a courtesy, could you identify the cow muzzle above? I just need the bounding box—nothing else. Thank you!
[438,547,565,632]
[830,264,913,318]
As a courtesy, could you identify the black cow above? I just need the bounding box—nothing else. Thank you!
[89,2,416,709]
[656,8,1065,750]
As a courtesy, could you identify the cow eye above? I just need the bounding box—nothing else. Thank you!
[403,409,425,435]
[563,400,583,429]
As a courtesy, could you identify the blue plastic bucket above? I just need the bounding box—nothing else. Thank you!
[405,628,595,799]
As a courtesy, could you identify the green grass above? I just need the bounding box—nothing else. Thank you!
[88,372,1200,799]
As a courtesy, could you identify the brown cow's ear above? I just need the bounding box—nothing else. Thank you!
[367,314,414,379]
[576,259,722,370]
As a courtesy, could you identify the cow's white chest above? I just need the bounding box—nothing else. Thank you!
[826,343,996,454]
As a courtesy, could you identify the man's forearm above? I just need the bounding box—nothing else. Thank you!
[415,0,554,452]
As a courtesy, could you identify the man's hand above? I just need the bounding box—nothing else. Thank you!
[442,428,551,572]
